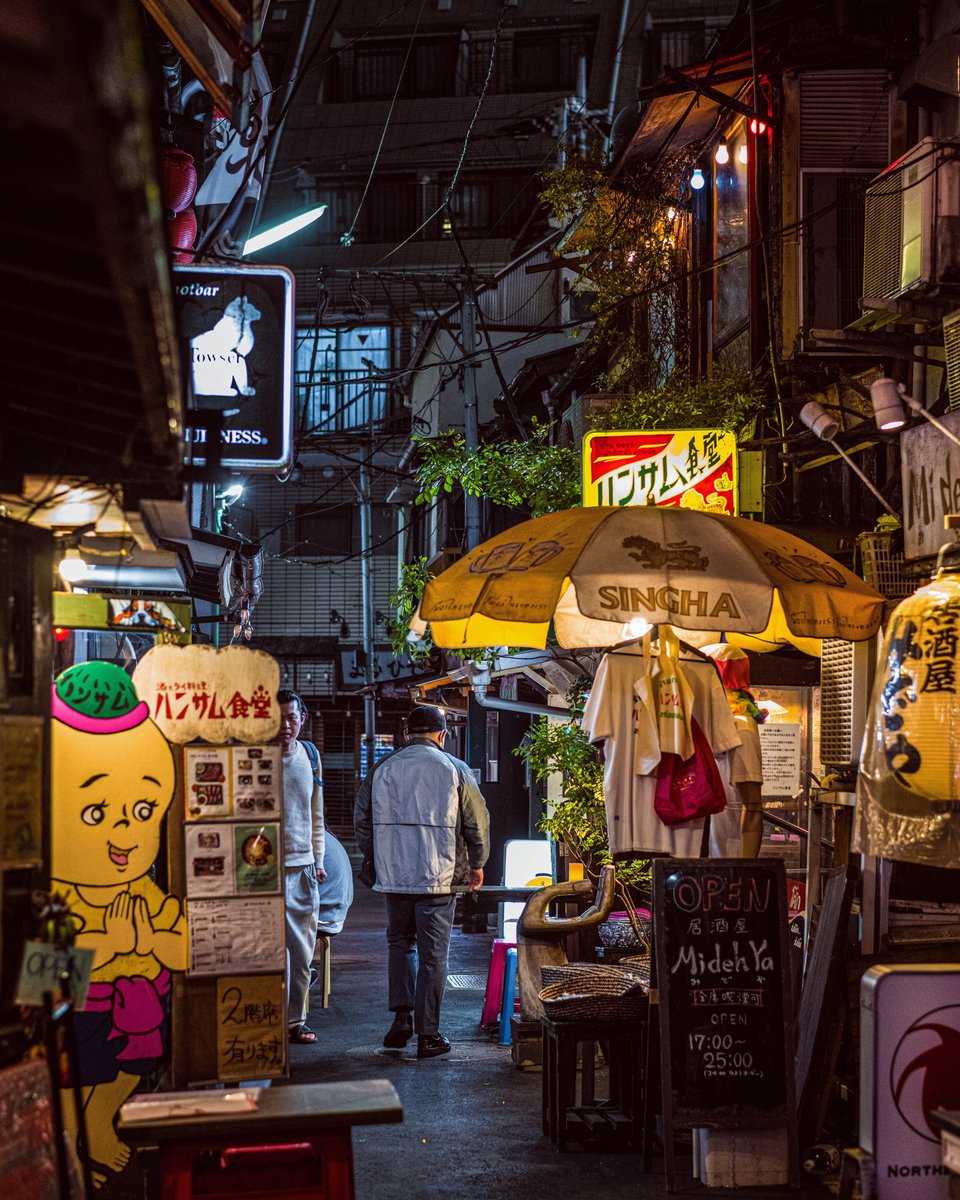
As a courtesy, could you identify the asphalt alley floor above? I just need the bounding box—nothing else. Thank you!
[283,883,835,1200]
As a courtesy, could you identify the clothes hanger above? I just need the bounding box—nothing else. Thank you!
[606,625,724,682]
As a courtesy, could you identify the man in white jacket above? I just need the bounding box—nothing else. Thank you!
[353,705,489,1059]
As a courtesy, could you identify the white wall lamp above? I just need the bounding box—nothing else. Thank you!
[799,400,899,516]
[242,204,328,257]
[869,377,960,449]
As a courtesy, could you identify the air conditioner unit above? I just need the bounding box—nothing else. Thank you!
[862,137,960,304]
[819,637,877,771]
[944,308,960,410]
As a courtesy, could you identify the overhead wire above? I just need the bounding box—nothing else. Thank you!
[370,0,509,265]
[340,0,429,248]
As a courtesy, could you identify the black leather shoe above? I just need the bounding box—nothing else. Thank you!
[416,1033,451,1059]
[383,1013,413,1048]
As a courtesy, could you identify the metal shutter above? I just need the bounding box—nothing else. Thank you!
[799,70,891,169]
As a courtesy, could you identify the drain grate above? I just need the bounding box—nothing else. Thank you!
[446,973,487,989]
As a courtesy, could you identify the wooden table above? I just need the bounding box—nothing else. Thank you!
[119,1080,402,1200]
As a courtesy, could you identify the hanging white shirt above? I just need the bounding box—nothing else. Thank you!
[581,646,741,858]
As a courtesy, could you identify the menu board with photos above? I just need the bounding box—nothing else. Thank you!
[183,745,279,819]
[183,744,284,974]
[653,858,799,1190]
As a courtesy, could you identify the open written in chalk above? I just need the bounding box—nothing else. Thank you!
[120,1088,261,1122]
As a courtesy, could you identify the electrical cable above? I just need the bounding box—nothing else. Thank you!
[341,0,429,248]
[195,0,350,256]
[370,0,509,265]
[446,209,527,438]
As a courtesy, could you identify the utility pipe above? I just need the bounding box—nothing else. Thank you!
[473,686,561,720]
[251,0,318,233]
[606,0,632,121]
[462,294,481,551]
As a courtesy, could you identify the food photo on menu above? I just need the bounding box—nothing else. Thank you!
[233,744,278,816]
[233,823,280,893]
[185,825,236,896]
[184,747,233,818]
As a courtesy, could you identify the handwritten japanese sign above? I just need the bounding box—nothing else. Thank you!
[870,578,960,805]
[132,644,280,743]
[758,723,803,797]
[0,716,44,866]
[900,407,960,560]
[653,859,794,1122]
[189,897,285,976]
[216,975,286,1081]
[582,429,738,513]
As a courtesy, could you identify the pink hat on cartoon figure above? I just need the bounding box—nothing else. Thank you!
[51,662,150,734]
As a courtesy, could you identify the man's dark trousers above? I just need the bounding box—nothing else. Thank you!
[384,893,457,1036]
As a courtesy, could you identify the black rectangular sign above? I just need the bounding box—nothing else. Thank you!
[654,857,796,1115]
[173,264,294,472]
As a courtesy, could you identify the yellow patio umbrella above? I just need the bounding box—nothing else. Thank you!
[413,506,884,650]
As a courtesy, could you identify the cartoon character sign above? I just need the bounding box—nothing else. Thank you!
[51,662,186,1186]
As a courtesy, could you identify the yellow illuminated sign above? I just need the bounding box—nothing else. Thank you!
[582,429,738,513]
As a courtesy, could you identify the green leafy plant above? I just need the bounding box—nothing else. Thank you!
[540,142,691,392]
[386,557,436,664]
[589,366,764,435]
[413,423,580,518]
[516,701,650,898]
[386,556,523,670]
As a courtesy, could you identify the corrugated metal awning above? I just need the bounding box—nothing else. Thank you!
[622,54,761,165]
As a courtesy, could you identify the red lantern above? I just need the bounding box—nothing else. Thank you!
[159,147,198,215]
[169,206,197,262]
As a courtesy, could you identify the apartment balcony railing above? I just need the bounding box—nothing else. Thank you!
[295,368,407,437]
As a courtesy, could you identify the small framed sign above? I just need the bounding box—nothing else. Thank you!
[173,263,294,473]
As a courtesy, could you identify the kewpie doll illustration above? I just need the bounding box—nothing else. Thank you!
[51,662,187,1186]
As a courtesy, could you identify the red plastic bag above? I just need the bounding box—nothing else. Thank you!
[654,718,727,826]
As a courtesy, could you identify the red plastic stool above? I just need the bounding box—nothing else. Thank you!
[480,938,517,1027]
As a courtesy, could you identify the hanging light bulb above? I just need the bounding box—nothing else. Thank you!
[738,144,748,164]
[667,206,677,220]
[750,119,767,135]
[690,167,705,190]
[715,143,730,165]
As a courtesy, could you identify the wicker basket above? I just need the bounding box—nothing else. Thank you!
[540,961,649,992]
[538,976,648,1022]
[597,913,652,950]
[618,954,652,989]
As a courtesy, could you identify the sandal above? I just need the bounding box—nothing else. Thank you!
[289,1024,317,1044]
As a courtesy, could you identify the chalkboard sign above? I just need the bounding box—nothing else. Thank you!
[653,858,798,1190]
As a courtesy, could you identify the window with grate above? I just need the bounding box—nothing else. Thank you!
[331,35,461,101]
[282,502,396,559]
[447,173,542,239]
[313,178,421,245]
[296,325,391,433]
[646,22,706,81]
[510,27,595,93]
[801,173,869,334]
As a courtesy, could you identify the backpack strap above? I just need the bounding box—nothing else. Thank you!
[301,740,322,788]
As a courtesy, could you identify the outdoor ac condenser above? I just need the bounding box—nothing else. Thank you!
[862,136,960,303]
[819,637,876,771]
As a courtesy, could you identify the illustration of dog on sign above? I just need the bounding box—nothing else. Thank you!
[191,294,262,397]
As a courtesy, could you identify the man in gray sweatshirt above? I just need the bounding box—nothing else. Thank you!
[277,690,326,1043]
[354,705,489,1059]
